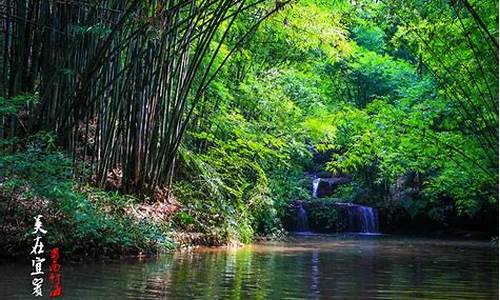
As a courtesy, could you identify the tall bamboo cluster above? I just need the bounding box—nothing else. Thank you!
[0,0,288,196]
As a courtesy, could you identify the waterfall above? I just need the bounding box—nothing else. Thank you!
[311,176,350,198]
[294,175,379,233]
[312,178,321,198]
[296,203,310,232]
[342,204,379,233]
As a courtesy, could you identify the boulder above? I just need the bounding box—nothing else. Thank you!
[315,179,333,198]
[313,176,352,198]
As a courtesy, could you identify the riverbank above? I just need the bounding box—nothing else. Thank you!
[0,179,236,259]
[0,134,294,260]
[1,177,495,261]
[0,172,279,260]
[0,144,496,261]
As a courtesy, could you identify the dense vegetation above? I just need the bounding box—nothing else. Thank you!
[0,0,497,257]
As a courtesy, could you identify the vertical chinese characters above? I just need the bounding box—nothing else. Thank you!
[31,215,47,297]
[49,248,62,297]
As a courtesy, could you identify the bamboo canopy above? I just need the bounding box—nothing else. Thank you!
[1,0,288,196]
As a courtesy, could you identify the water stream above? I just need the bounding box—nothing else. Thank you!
[340,203,379,234]
[312,178,321,198]
[309,176,379,234]
[296,203,310,232]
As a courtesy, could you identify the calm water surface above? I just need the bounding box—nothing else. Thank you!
[1,234,498,299]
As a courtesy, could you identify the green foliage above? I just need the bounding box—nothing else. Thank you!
[331,183,355,200]
[0,135,173,257]
[352,25,386,53]
[1,0,497,252]
[0,93,38,116]
[48,184,173,255]
[307,200,345,232]
[177,0,497,237]
[301,0,498,223]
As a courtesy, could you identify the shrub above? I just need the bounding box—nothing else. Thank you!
[0,135,174,258]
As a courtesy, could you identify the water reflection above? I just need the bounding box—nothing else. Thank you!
[0,235,497,299]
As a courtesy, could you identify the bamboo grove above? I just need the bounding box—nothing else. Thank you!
[0,0,498,257]
[0,0,288,196]
[389,0,499,179]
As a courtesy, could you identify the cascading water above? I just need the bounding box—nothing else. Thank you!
[311,176,351,198]
[312,178,321,198]
[340,203,379,233]
[295,203,310,232]
[293,176,379,234]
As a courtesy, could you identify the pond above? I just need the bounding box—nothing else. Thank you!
[1,234,498,299]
